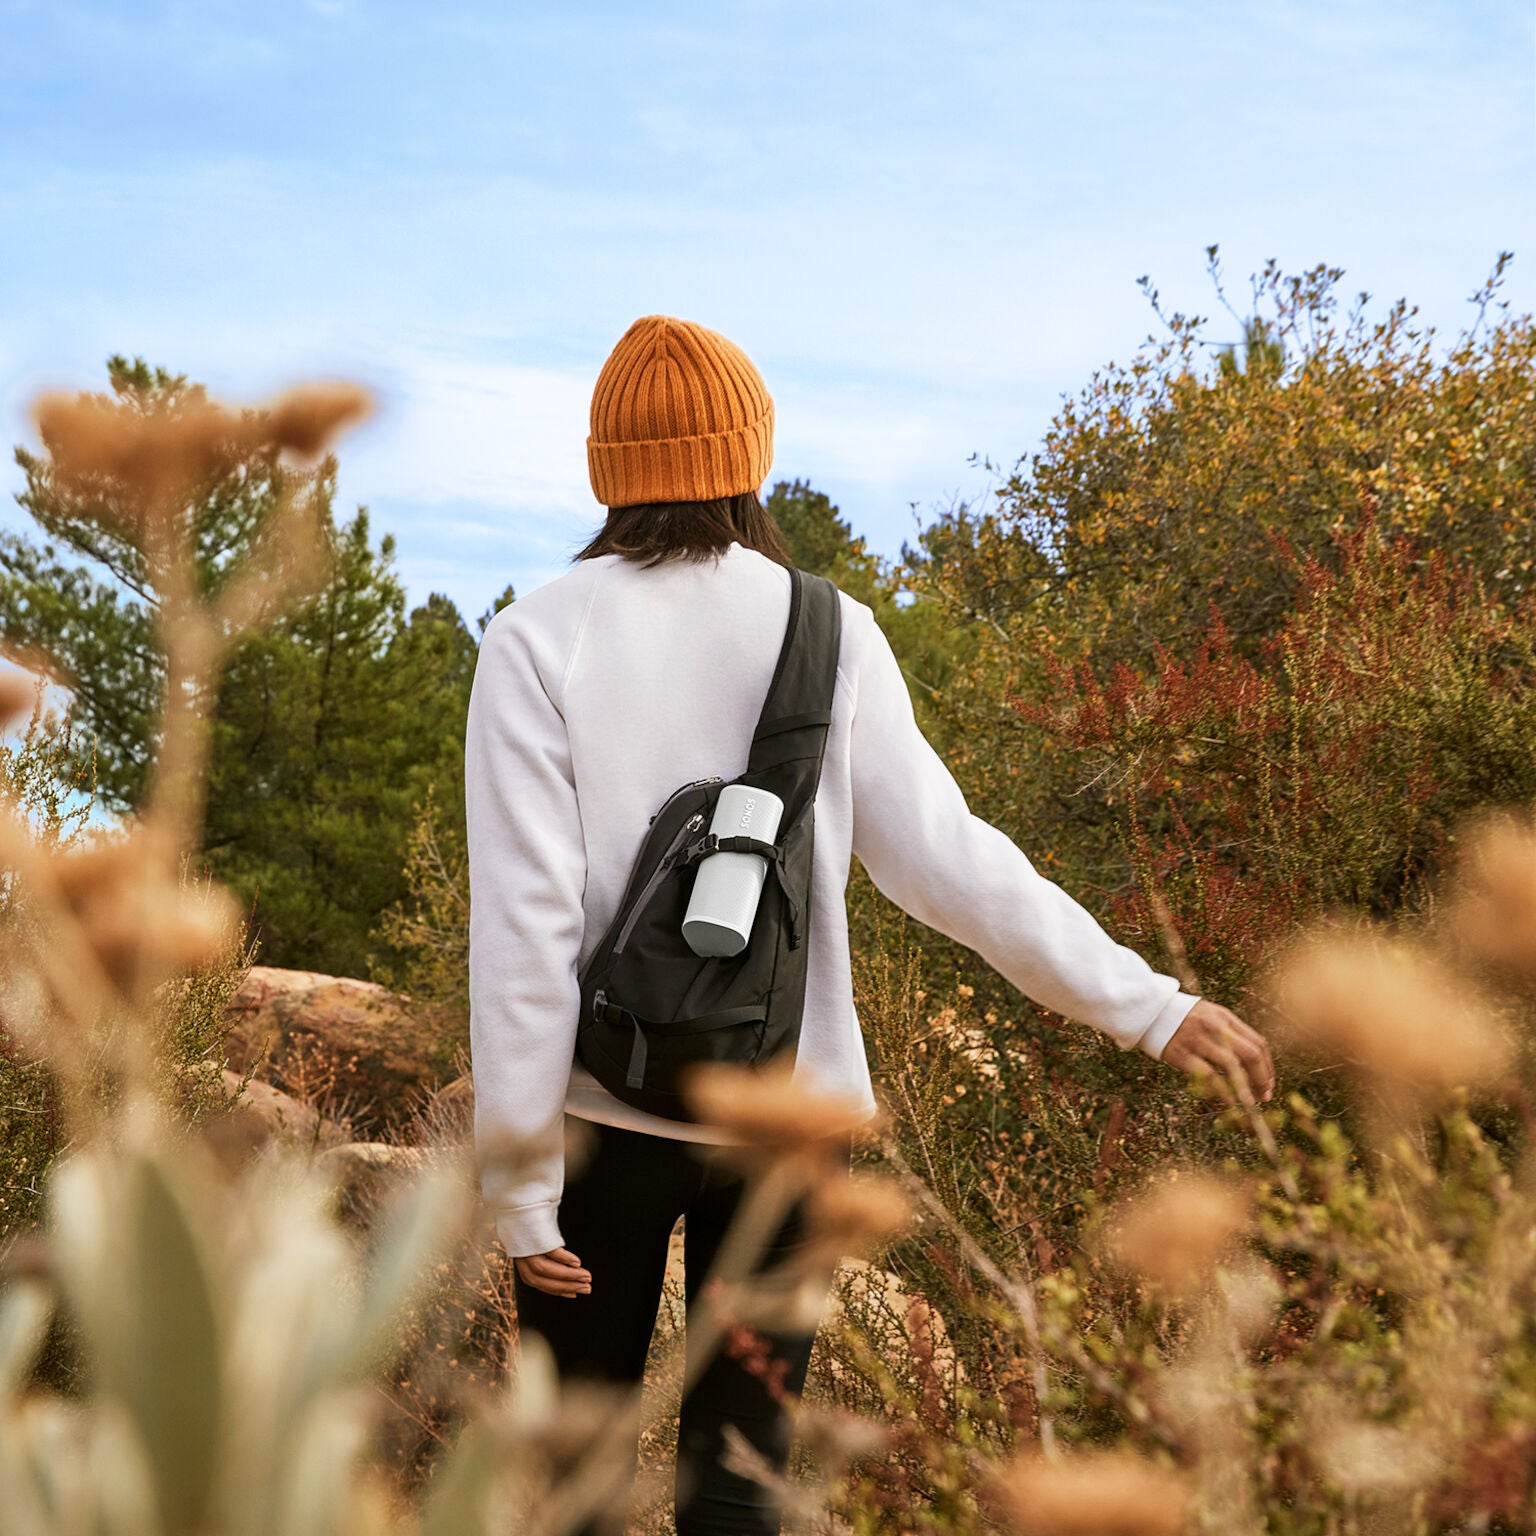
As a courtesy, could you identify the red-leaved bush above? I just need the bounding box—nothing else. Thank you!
[1014,504,1536,1004]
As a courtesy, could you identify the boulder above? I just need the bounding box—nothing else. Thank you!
[219,1067,329,1144]
[222,966,443,1136]
[430,1073,475,1117]
[412,1073,474,1142]
[320,1140,428,1174]
[318,1140,431,1227]
[197,1068,350,1178]
[650,1236,957,1386]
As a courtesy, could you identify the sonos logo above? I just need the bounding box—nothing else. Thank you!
[738,795,756,830]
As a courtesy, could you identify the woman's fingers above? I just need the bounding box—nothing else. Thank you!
[1214,1027,1267,1105]
[1214,1037,1258,1106]
[514,1248,593,1298]
[1245,1023,1277,1096]
[516,1264,589,1297]
[1218,1008,1275,1101]
[1164,999,1275,1104]
[1233,1018,1276,1099]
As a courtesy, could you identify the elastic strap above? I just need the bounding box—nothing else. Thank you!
[683,832,781,863]
[680,835,803,949]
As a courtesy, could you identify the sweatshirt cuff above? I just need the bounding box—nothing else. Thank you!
[495,1202,564,1259]
[1133,988,1200,1062]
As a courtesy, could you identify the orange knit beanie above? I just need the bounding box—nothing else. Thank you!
[587,315,775,508]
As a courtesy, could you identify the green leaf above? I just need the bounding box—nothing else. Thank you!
[113,1153,224,1536]
[417,1419,499,1536]
[333,1162,468,1382]
[271,1397,372,1536]
[0,1278,54,1402]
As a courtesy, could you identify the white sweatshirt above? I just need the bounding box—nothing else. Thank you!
[465,541,1199,1258]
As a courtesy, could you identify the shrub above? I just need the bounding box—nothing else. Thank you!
[1015,511,1536,1008]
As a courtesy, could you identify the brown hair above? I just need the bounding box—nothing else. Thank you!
[572,488,793,570]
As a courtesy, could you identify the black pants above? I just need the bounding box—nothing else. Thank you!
[513,1117,846,1536]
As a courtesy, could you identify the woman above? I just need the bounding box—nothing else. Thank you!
[465,314,1275,1535]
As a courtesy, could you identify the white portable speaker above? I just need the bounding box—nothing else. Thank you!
[681,782,785,958]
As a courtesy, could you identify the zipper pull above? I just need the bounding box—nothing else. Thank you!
[671,814,707,866]
[651,778,723,825]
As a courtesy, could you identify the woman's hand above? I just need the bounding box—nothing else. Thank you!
[1162,998,1275,1106]
[514,1246,592,1298]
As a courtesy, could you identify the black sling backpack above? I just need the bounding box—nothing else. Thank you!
[575,565,842,1122]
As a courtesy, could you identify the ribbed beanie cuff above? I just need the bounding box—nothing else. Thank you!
[587,315,774,507]
[588,411,774,507]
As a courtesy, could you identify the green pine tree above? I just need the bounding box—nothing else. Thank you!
[5,357,476,977]
[203,513,476,974]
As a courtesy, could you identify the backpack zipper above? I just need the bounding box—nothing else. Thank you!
[613,810,706,955]
[648,775,724,825]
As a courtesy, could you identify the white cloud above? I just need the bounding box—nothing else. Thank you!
[339,344,595,512]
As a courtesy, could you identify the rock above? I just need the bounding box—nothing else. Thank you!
[319,1140,428,1175]
[198,1068,349,1178]
[219,1068,327,1143]
[318,1140,430,1227]
[414,1073,474,1141]
[431,1073,474,1115]
[222,966,443,1136]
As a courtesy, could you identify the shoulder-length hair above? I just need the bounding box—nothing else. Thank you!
[572,489,792,570]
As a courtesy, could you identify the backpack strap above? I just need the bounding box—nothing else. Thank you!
[743,567,842,822]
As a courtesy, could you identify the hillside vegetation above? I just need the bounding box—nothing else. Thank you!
[4,251,1536,1533]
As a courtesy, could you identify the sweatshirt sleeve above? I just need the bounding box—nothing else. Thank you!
[847,604,1198,1060]
[465,606,588,1258]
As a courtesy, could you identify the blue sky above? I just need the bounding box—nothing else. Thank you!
[2,0,1531,624]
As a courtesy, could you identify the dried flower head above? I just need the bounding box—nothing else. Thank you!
[30,378,372,530]
[1269,926,1513,1094]
[801,1174,911,1266]
[682,1059,871,1158]
[31,390,247,520]
[50,830,240,993]
[1101,1171,1251,1297]
[264,382,373,459]
[0,667,38,727]
[794,1403,891,1465]
[1217,1257,1284,1344]
[1312,1417,1442,1495]
[525,1379,634,1478]
[994,1447,1192,1536]
[1446,809,1536,976]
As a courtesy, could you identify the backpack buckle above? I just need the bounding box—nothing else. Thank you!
[682,832,718,865]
